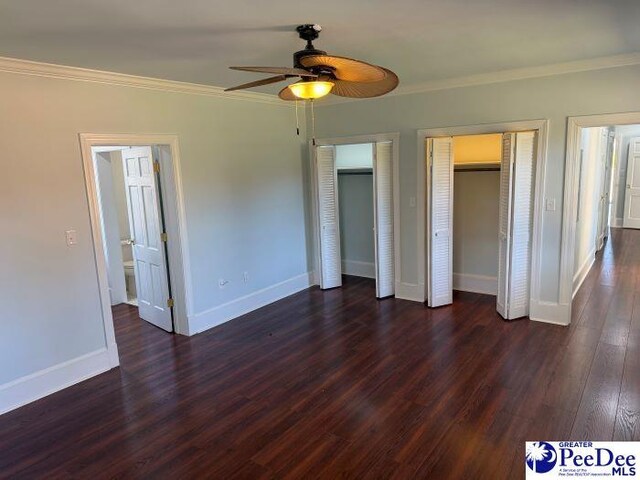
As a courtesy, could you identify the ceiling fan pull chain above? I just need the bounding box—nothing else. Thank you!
[311,99,316,146]
[295,100,300,136]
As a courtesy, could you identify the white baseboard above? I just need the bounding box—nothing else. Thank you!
[529,300,571,326]
[612,217,623,228]
[395,282,425,302]
[189,272,314,335]
[341,260,375,279]
[453,273,497,295]
[573,248,596,298]
[0,348,113,415]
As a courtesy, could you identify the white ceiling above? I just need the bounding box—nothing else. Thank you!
[1,0,639,93]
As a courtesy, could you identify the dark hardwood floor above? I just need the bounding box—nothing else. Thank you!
[1,228,640,479]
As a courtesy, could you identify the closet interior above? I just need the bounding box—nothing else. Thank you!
[452,134,502,296]
[336,143,375,279]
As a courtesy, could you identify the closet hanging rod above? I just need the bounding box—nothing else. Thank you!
[454,166,501,172]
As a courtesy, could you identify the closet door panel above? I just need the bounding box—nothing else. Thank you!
[497,133,515,318]
[373,141,395,298]
[508,131,536,318]
[316,145,342,289]
[428,137,454,307]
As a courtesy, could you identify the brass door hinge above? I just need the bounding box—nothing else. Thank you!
[161,232,168,242]
[153,160,160,173]
[167,298,174,308]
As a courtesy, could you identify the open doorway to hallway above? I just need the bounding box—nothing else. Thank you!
[572,123,640,299]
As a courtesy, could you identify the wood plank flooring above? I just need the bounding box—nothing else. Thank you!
[1,228,640,479]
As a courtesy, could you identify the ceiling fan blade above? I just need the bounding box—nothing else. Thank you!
[225,75,288,92]
[230,66,317,77]
[321,68,399,98]
[299,55,387,82]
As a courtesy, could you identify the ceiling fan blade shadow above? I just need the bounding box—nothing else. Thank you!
[225,75,289,91]
[230,66,317,77]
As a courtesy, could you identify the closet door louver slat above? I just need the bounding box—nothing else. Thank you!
[316,145,342,289]
[373,141,395,298]
[428,137,454,307]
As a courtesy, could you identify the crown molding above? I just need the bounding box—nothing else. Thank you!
[320,52,640,106]
[0,56,287,107]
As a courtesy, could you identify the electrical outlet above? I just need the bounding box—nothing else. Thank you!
[65,230,78,246]
[218,279,229,288]
[243,272,249,284]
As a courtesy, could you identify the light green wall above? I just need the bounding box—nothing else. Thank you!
[338,173,375,265]
[0,71,309,384]
[316,64,640,304]
[453,171,500,278]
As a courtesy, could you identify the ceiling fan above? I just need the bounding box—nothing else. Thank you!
[225,24,399,101]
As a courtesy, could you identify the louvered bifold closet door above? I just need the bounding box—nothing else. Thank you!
[316,145,342,289]
[373,141,395,298]
[506,131,536,319]
[428,137,454,307]
[497,133,515,318]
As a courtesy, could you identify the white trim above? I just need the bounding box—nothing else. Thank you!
[311,133,401,295]
[612,218,624,228]
[573,248,596,298]
[342,260,376,278]
[0,56,285,106]
[529,300,571,326]
[395,282,425,302]
[560,112,640,317]
[3,52,639,109]
[417,120,549,309]
[0,348,112,415]
[189,272,314,335]
[79,134,193,347]
[453,273,497,295]
[320,52,640,105]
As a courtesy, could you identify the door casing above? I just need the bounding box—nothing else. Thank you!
[80,133,193,368]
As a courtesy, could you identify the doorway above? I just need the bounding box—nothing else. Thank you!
[93,145,174,332]
[312,133,399,299]
[417,120,548,321]
[80,134,192,367]
[562,114,640,319]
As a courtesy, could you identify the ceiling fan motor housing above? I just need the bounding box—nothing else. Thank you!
[294,24,327,69]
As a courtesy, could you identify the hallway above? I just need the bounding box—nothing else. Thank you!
[0,230,639,478]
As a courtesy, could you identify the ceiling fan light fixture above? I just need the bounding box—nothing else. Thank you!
[288,80,334,99]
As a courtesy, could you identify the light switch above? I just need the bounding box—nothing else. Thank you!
[65,230,78,246]
[545,198,556,212]
[409,197,417,208]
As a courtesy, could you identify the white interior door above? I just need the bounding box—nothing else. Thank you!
[427,137,453,307]
[122,146,173,332]
[497,131,536,320]
[623,137,640,229]
[316,145,342,289]
[373,141,394,298]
